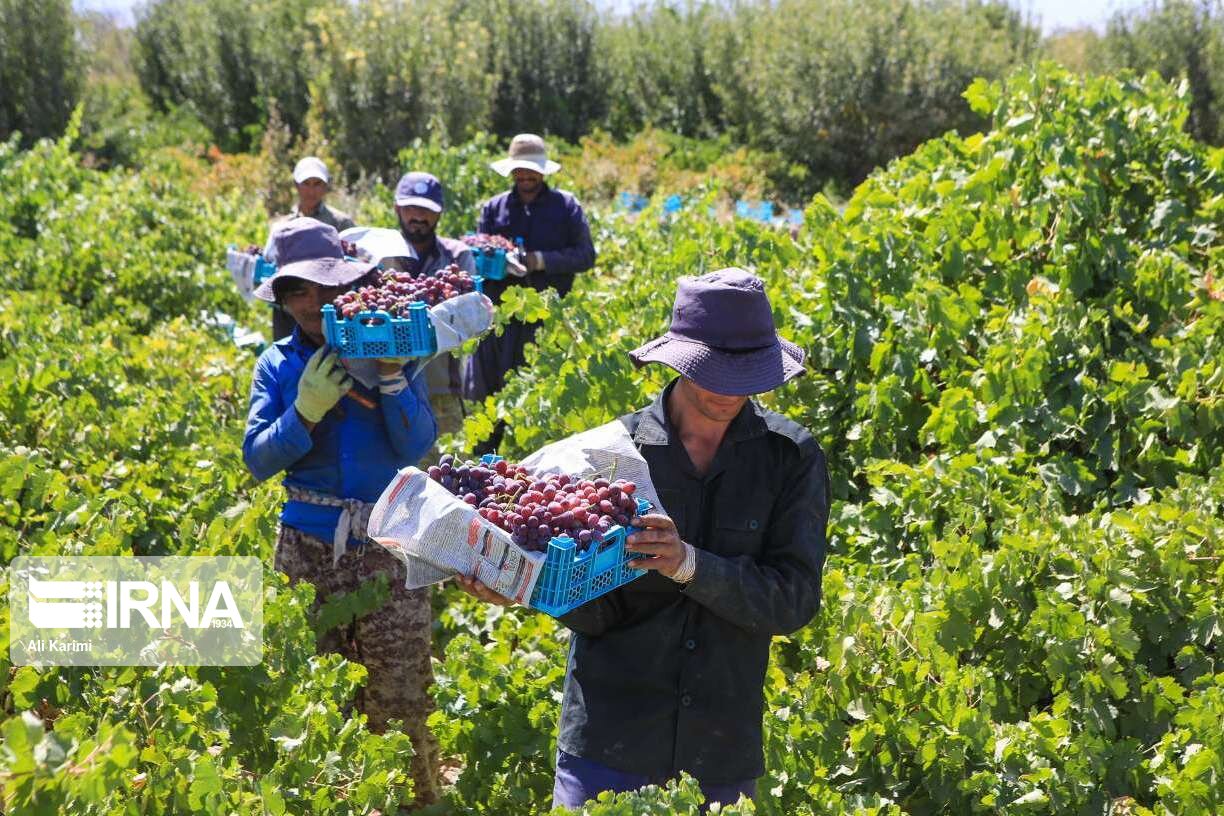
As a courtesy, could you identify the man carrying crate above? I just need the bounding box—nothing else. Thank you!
[458,268,830,809]
[462,134,597,410]
[242,218,442,807]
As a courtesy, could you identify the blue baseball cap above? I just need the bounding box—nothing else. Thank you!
[394,171,444,213]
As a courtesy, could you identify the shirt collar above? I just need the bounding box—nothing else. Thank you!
[633,378,769,447]
[293,203,316,218]
[283,325,321,358]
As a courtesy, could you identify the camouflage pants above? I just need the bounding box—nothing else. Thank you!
[274,526,440,808]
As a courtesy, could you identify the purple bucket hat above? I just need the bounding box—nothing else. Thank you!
[253,218,376,302]
[629,268,805,396]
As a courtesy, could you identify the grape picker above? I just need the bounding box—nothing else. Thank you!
[457,269,830,809]
[242,218,442,806]
[261,156,357,341]
[463,133,597,409]
[390,170,478,453]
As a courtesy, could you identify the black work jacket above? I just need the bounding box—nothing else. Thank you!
[557,380,830,783]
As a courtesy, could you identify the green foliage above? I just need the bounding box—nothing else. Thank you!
[0,116,415,814]
[450,64,1223,814]
[133,0,330,153]
[0,117,262,331]
[1,62,1222,815]
[479,0,608,142]
[0,0,80,146]
[729,0,1039,190]
[128,0,1043,193]
[1096,0,1224,146]
[306,0,495,179]
[431,606,566,812]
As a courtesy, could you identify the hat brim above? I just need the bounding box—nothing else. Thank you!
[252,256,376,302]
[292,172,329,184]
[628,334,806,396]
[394,196,443,213]
[490,157,561,177]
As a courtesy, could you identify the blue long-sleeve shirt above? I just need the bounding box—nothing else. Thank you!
[243,328,437,543]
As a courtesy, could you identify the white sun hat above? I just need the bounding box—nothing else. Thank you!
[292,156,330,184]
[489,133,561,177]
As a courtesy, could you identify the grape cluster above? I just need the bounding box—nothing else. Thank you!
[331,263,477,318]
[427,454,640,553]
[461,233,516,252]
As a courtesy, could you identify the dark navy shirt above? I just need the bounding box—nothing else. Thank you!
[557,380,830,783]
[477,184,596,301]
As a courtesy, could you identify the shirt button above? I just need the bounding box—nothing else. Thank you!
[684,639,696,651]
[680,694,693,707]
[748,519,759,530]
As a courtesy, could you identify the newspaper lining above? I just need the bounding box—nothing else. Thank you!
[226,248,259,303]
[366,420,667,606]
[367,468,545,604]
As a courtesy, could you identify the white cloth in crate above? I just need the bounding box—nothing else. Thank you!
[226,247,259,303]
[338,226,418,266]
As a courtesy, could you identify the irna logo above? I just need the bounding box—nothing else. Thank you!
[27,578,245,630]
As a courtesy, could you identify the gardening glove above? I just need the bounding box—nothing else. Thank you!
[295,346,353,423]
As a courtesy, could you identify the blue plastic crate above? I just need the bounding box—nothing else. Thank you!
[475,455,652,616]
[321,302,436,359]
[530,496,653,616]
[473,247,507,280]
[322,277,484,359]
[253,256,277,284]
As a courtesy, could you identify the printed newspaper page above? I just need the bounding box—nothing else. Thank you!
[366,468,544,604]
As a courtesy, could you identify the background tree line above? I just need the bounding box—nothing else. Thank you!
[3,0,1222,197]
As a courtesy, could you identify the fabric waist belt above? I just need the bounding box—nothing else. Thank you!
[285,485,372,567]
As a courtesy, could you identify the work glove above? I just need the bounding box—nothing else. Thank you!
[295,346,353,423]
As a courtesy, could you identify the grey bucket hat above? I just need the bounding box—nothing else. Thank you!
[490,133,561,177]
[253,218,376,302]
[628,268,805,396]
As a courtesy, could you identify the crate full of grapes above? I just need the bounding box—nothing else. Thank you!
[462,234,516,281]
[429,453,653,615]
[322,265,483,359]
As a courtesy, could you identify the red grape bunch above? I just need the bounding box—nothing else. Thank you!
[461,233,516,253]
[426,454,641,553]
[331,263,477,319]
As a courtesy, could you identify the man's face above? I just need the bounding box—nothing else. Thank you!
[678,377,750,423]
[397,205,440,243]
[296,177,328,213]
[511,168,545,197]
[279,279,347,344]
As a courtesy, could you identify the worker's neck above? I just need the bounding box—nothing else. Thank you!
[666,381,733,473]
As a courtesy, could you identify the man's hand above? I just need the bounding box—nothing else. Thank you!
[524,251,546,272]
[453,573,514,606]
[626,514,686,578]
